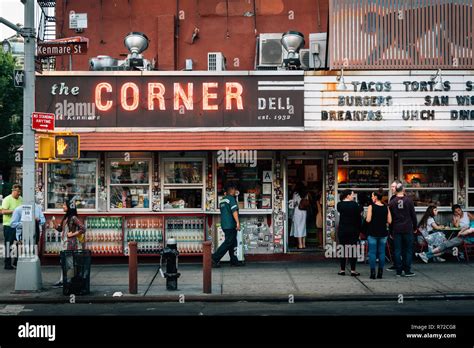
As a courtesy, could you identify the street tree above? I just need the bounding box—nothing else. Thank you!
[0,50,23,193]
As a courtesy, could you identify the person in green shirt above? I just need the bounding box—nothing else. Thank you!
[212,182,244,267]
[2,184,23,269]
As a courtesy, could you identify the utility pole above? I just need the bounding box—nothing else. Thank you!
[1,0,42,291]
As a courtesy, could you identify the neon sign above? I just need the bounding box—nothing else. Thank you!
[37,75,304,127]
[94,81,244,112]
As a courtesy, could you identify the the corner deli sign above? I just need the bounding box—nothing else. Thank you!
[35,74,304,128]
[305,72,474,130]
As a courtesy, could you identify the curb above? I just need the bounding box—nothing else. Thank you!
[1,292,474,304]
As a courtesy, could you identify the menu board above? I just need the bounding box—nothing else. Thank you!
[338,166,389,188]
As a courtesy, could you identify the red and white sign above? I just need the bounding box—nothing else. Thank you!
[32,112,55,132]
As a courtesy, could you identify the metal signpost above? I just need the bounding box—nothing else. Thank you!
[0,0,42,291]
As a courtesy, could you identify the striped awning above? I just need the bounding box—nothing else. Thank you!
[75,131,474,151]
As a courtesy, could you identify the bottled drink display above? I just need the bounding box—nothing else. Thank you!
[44,215,63,254]
[85,217,124,255]
[165,217,205,254]
[124,217,164,255]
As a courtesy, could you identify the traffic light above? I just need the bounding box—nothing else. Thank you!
[54,135,80,159]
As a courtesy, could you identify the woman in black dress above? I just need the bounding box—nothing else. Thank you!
[337,189,362,276]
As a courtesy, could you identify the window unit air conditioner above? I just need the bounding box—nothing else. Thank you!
[300,32,327,70]
[257,33,285,70]
[208,52,226,71]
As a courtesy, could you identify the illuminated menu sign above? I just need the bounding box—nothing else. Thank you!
[36,74,304,128]
[305,72,474,130]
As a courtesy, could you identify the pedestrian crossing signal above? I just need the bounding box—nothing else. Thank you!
[54,135,80,159]
[38,136,55,160]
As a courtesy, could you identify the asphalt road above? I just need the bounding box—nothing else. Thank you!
[1,299,474,316]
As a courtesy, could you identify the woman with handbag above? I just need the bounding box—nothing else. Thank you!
[337,189,362,276]
[290,181,309,249]
[53,200,86,288]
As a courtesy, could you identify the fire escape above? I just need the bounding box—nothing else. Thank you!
[37,0,56,70]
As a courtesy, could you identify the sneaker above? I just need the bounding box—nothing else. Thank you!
[387,265,397,271]
[53,281,63,288]
[403,271,416,277]
[396,272,402,277]
[435,256,446,262]
[417,252,429,264]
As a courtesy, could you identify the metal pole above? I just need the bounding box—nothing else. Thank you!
[128,242,138,294]
[203,241,212,294]
[14,0,42,291]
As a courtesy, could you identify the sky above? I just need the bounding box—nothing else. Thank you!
[0,0,42,41]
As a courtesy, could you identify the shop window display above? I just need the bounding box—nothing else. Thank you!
[467,159,474,208]
[163,160,203,184]
[337,159,390,207]
[217,160,273,210]
[401,159,455,207]
[47,160,97,209]
[162,159,205,210]
[109,160,151,209]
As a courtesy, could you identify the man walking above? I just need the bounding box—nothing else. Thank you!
[389,183,417,277]
[1,185,23,270]
[212,183,244,267]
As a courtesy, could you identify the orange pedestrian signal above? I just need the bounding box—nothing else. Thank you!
[54,135,80,159]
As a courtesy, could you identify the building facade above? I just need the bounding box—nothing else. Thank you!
[35,0,474,260]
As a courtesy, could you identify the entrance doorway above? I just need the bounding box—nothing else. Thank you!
[286,159,324,252]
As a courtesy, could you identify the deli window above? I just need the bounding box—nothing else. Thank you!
[46,159,98,210]
[401,158,455,208]
[466,159,474,208]
[216,159,273,210]
[336,159,391,207]
[161,158,205,210]
[108,159,151,210]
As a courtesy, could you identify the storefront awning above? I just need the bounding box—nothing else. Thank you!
[76,131,474,151]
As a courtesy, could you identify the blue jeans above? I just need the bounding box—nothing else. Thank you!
[393,233,414,274]
[367,236,387,270]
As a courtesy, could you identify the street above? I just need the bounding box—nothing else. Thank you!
[1,299,474,316]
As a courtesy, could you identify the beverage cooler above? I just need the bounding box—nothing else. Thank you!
[42,213,207,258]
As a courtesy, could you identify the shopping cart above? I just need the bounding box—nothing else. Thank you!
[60,250,91,295]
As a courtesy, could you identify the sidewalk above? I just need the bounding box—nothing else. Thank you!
[1,259,474,303]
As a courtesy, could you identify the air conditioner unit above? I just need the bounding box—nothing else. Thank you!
[208,52,226,71]
[299,49,313,70]
[257,33,285,69]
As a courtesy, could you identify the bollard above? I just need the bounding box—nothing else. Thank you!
[203,241,212,294]
[128,241,138,294]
